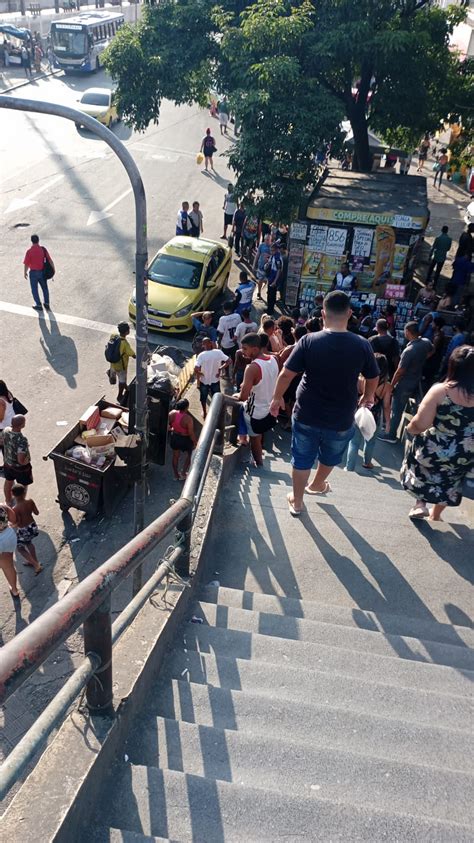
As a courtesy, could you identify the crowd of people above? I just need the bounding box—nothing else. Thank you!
[188,286,473,523]
[2,33,53,79]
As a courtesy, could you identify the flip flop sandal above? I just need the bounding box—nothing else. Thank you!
[304,481,332,496]
[287,493,304,516]
[409,506,429,520]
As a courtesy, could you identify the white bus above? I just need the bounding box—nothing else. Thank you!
[51,11,124,73]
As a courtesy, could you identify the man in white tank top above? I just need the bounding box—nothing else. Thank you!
[235,333,279,467]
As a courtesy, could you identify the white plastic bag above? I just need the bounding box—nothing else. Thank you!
[354,406,376,442]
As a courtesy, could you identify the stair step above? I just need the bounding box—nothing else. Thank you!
[128,715,474,826]
[104,764,474,842]
[166,648,473,731]
[152,678,473,773]
[193,601,474,671]
[200,584,474,648]
[182,622,474,697]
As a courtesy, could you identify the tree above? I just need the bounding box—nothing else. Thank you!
[105,0,468,218]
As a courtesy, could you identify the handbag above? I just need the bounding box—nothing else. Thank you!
[12,397,28,415]
[432,162,440,172]
[42,247,55,280]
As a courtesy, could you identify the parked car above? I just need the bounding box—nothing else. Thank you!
[129,236,231,333]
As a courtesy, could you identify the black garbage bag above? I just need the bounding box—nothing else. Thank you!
[148,372,175,396]
[157,346,187,368]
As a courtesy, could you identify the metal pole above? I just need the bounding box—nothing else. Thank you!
[0,96,149,549]
[83,595,113,714]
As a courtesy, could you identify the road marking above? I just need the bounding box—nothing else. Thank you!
[87,187,133,226]
[4,174,65,214]
[0,300,193,351]
[0,300,118,335]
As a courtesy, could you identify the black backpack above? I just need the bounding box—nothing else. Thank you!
[192,331,210,355]
[42,247,55,280]
[105,335,122,364]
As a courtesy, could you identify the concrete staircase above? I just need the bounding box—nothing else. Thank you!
[89,451,474,841]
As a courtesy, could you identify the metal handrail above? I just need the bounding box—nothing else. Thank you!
[0,392,236,800]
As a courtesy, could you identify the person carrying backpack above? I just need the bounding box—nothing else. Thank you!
[23,233,55,312]
[105,322,136,403]
[200,128,216,172]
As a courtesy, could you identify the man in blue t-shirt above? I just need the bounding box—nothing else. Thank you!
[270,290,379,515]
[191,310,218,343]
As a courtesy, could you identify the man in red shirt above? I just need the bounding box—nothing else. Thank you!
[23,234,55,311]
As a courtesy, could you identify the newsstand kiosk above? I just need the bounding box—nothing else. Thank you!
[285,169,429,308]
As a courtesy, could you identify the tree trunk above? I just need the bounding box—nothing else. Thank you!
[348,104,372,172]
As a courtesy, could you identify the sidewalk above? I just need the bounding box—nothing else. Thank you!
[0,60,57,92]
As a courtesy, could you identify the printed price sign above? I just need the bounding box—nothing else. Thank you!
[393,215,413,229]
[290,222,308,241]
[351,227,373,258]
[308,225,328,251]
[325,227,347,256]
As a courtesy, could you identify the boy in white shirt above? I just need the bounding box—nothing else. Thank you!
[235,309,258,347]
[194,339,229,418]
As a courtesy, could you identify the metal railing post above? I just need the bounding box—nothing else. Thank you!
[83,596,113,715]
[229,401,241,447]
[175,510,192,577]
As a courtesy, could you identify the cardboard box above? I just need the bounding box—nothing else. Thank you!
[80,405,101,430]
[101,407,122,420]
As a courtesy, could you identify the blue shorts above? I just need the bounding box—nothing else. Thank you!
[291,419,355,470]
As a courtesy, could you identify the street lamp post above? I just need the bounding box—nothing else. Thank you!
[0,96,149,584]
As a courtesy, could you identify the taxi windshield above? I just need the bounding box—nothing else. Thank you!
[148,254,202,289]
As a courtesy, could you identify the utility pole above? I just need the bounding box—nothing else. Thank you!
[0,96,149,571]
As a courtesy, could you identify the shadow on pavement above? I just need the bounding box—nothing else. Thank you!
[38,310,78,389]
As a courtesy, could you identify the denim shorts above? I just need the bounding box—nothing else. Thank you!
[291,419,355,470]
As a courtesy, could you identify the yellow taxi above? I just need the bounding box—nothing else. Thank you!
[75,88,118,129]
[129,236,232,333]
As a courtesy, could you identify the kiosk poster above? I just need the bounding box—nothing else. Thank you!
[351,227,373,259]
[385,284,406,299]
[374,225,396,284]
[325,227,347,256]
[392,243,409,279]
[301,248,324,279]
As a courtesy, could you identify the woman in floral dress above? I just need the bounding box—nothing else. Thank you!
[401,345,474,521]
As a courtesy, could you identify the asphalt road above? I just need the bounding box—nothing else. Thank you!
[0,69,237,639]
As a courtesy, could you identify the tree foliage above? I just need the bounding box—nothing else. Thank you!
[105,0,471,219]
